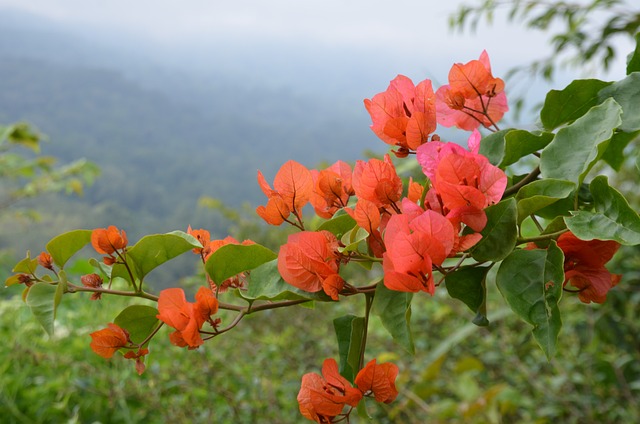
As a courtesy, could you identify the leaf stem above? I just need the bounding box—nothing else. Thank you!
[502,166,541,198]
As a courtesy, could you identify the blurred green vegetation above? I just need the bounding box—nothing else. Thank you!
[2,247,639,423]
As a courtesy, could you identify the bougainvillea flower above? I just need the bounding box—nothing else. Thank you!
[91,225,128,255]
[382,211,455,294]
[354,359,400,404]
[187,226,211,255]
[37,251,54,270]
[352,154,403,208]
[156,286,219,348]
[297,358,363,422]
[310,161,353,219]
[364,75,437,155]
[81,273,104,300]
[435,51,508,130]
[90,323,131,358]
[256,160,313,225]
[278,231,343,298]
[123,348,150,375]
[557,232,621,304]
[345,198,381,236]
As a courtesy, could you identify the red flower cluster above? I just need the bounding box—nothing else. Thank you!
[298,358,398,423]
[156,287,219,349]
[557,232,621,304]
[91,225,128,265]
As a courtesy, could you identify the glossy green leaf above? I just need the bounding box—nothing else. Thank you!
[244,259,331,302]
[565,176,640,245]
[333,314,365,382]
[540,98,622,185]
[372,284,414,354]
[46,229,92,268]
[599,73,640,132]
[445,266,491,326]
[25,282,58,336]
[205,243,277,285]
[496,242,564,360]
[471,198,517,262]
[128,231,201,282]
[114,305,160,345]
[478,128,511,166]
[540,79,612,130]
[500,130,554,167]
[516,179,576,223]
[316,213,356,238]
[602,130,640,171]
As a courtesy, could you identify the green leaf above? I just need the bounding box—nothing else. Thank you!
[54,270,67,310]
[598,73,640,132]
[628,33,640,74]
[565,176,640,245]
[500,130,554,167]
[540,79,613,130]
[244,259,331,302]
[333,315,365,382]
[445,266,491,326]
[471,198,517,262]
[339,226,369,253]
[114,305,160,345]
[496,242,564,360]
[316,213,356,238]
[602,130,640,171]
[516,179,576,223]
[128,231,201,282]
[540,98,622,185]
[46,229,92,268]
[25,282,58,336]
[11,251,38,274]
[372,284,414,354]
[478,129,511,166]
[205,243,277,286]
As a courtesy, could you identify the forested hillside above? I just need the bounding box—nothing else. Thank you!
[0,10,379,272]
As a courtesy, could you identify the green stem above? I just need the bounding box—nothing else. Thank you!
[502,166,541,198]
[517,229,568,245]
[359,292,375,371]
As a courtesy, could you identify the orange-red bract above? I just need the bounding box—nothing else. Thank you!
[352,154,403,208]
[90,323,130,358]
[364,75,436,154]
[187,225,211,255]
[278,231,342,298]
[310,161,353,219]
[354,359,399,404]
[91,225,128,255]
[297,358,363,423]
[557,232,622,304]
[37,251,53,270]
[156,286,219,348]
[256,160,313,225]
[435,51,508,130]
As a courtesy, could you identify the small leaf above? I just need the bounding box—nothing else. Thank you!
[540,98,622,185]
[496,242,564,360]
[471,198,517,262]
[445,266,491,326]
[372,284,414,354]
[339,226,369,253]
[205,243,277,285]
[316,213,356,238]
[25,283,58,336]
[12,251,38,274]
[114,305,160,345]
[627,33,640,74]
[333,315,365,382]
[128,231,201,281]
[540,79,612,130]
[46,230,92,268]
[565,175,640,245]
[516,179,576,223]
[54,270,67,310]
